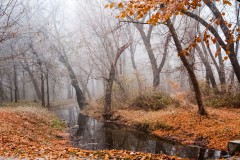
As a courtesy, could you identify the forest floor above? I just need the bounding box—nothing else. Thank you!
[0,101,185,160]
[83,103,240,151]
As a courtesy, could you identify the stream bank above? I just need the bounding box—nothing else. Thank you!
[54,105,230,159]
[0,102,185,160]
[82,102,240,152]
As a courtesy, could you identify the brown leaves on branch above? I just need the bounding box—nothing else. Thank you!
[105,0,236,60]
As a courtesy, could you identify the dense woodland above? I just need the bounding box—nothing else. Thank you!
[0,0,240,159]
[0,0,239,115]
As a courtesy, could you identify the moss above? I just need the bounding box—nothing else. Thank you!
[50,118,66,129]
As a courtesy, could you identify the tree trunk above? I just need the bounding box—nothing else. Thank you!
[59,55,85,109]
[206,71,211,87]
[167,19,207,115]
[52,79,56,101]
[22,71,25,99]
[197,0,240,82]
[114,77,127,101]
[215,25,226,93]
[201,41,226,89]
[135,25,160,88]
[21,62,41,100]
[46,70,50,108]
[0,80,7,101]
[50,3,85,109]
[195,44,219,93]
[130,43,143,95]
[104,65,115,120]
[230,4,240,91]
[14,63,18,103]
[79,78,91,100]
[41,73,45,107]
[104,43,131,120]
[8,75,13,102]
[229,69,235,92]
[67,83,73,99]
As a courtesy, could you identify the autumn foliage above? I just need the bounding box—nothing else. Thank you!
[113,107,240,151]
[106,0,239,59]
[0,104,186,159]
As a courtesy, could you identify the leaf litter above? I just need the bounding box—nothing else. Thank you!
[0,105,186,160]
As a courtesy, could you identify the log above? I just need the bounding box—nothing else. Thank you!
[228,140,240,155]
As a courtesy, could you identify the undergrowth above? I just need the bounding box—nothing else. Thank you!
[130,92,178,111]
[133,120,173,131]
[205,93,240,108]
[0,101,66,129]
[50,118,66,129]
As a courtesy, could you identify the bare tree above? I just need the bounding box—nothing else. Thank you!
[104,43,131,120]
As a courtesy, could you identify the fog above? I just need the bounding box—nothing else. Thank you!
[0,0,239,107]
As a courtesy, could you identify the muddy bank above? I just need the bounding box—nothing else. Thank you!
[82,104,240,152]
[54,105,230,159]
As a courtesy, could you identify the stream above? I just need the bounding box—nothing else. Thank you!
[53,105,229,159]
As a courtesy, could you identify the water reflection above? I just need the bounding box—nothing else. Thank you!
[53,106,229,159]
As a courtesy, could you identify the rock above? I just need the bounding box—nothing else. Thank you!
[228,140,240,155]
[72,125,79,129]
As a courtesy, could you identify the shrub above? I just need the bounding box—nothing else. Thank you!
[129,92,175,111]
[133,120,173,131]
[50,118,66,129]
[205,93,240,108]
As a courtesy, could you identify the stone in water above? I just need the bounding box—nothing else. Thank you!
[228,140,240,155]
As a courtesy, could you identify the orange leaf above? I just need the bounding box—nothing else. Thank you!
[223,56,228,60]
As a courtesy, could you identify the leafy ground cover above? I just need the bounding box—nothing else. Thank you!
[84,103,240,151]
[116,107,240,151]
[0,102,185,159]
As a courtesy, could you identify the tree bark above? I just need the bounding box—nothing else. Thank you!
[167,19,207,115]
[215,24,226,92]
[46,70,50,108]
[130,43,143,95]
[21,61,41,100]
[183,4,240,82]
[67,83,73,99]
[195,44,219,93]
[8,75,13,102]
[41,73,45,107]
[50,5,85,109]
[59,54,85,109]
[135,24,160,88]
[52,79,56,101]
[114,77,127,100]
[201,41,226,88]
[79,78,91,100]
[22,71,25,99]
[104,43,131,120]
[14,62,18,103]
[203,0,240,81]
[0,80,7,101]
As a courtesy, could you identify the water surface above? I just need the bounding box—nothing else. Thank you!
[53,105,229,159]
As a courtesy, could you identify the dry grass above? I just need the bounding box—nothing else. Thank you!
[112,106,240,151]
[81,101,105,120]
[50,99,77,108]
[0,102,70,159]
[82,88,240,151]
[0,102,186,159]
